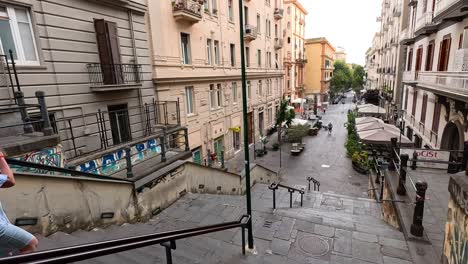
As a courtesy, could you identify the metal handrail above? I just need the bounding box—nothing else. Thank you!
[306,176,320,191]
[5,158,132,183]
[0,215,251,264]
[268,182,305,209]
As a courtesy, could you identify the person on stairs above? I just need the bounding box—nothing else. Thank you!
[0,151,38,257]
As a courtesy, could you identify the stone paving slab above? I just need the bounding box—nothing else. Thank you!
[37,183,417,264]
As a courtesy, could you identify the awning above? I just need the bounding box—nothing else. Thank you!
[355,117,383,124]
[358,127,413,146]
[357,104,386,114]
[356,122,400,134]
[291,98,306,104]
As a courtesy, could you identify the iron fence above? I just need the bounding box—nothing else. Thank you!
[52,99,181,159]
[86,63,142,86]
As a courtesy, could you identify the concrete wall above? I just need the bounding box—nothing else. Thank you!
[442,175,468,264]
[381,176,401,230]
[0,161,278,235]
[0,173,136,236]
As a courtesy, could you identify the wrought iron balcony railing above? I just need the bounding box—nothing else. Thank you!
[87,63,142,88]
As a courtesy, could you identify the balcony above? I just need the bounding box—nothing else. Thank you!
[274,8,284,20]
[244,24,257,41]
[415,11,437,36]
[172,0,203,24]
[402,71,417,85]
[399,28,416,45]
[87,63,143,92]
[274,38,283,50]
[434,0,468,22]
[418,71,468,97]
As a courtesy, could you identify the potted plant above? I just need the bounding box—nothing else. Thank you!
[272,143,280,151]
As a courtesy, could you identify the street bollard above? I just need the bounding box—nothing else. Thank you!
[410,181,428,237]
[35,91,54,136]
[300,190,304,207]
[397,154,409,195]
[125,147,133,178]
[14,91,34,134]
[411,151,417,170]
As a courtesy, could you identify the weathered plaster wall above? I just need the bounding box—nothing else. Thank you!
[442,175,468,264]
[2,162,278,235]
[0,173,136,236]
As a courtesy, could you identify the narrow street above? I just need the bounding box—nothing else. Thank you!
[226,92,369,198]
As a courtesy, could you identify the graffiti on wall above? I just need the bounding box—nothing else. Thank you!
[11,145,64,175]
[77,138,162,175]
[443,176,468,264]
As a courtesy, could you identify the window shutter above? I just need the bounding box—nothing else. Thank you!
[412,90,417,116]
[432,102,441,134]
[421,94,428,124]
[437,41,443,71]
[94,19,121,85]
[443,37,451,71]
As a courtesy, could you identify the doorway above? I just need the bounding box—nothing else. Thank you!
[247,112,253,144]
[258,112,264,136]
[108,104,132,145]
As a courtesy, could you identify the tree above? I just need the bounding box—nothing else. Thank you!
[330,60,352,96]
[275,100,295,143]
[287,124,310,143]
[352,64,365,92]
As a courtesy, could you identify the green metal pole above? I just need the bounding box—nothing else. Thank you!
[238,0,254,249]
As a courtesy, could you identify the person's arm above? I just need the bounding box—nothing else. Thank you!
[0,152,15,188]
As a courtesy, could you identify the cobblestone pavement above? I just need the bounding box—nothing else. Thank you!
[226,93,369,198]
[38,184,412,263]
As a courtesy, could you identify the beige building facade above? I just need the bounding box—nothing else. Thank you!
[335,47,347,62]
[304,38,335,106]
[365,34,382,90]
[148,0,285,163]
[283,0,307,101]
[400,0,468,153]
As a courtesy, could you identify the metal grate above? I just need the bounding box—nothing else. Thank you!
[263,220,273,228]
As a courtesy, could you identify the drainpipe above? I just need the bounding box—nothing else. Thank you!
[128,10,145,132]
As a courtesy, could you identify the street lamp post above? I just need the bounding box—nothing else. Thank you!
[238,0,254,249]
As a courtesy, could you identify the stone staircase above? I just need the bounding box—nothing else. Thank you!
[33,184,416,264]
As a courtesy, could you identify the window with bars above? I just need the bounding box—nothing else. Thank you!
[185,86,195,115]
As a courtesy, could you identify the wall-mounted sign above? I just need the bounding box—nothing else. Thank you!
[400,148,450,169]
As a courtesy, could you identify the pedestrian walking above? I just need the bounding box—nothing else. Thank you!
[328,122,333,135]
[0,152,38,257]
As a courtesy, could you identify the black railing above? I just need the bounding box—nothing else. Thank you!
[0,215,251,264]
[5,158,131,183]
[51,99,181,160]
[87,63,142,87]
[306,176,320,191]
[268,182,305,209]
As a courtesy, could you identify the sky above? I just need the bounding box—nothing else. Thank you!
[302,0,382,66]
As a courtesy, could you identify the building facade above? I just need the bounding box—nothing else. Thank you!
[400,0,468,154]
[0,0,177,167]
[304,37,335,106]
[335,47,347,62]
[283,0,307,101]
[148,0,285,163]
[365,35,381,90]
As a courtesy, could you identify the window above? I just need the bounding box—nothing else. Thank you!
[412,90,418,116]
[181,33,191,64]
[415,46,423,73]
[407,48,413,71]
[257,49,261,67]
[275,24,278,37]
[437,36,451,71]
[404,88,409,111]
[0,5,38,65]
[108,104,132,145]
[257,14,260,34]
[185,86,194,114]
[287,6,291,14]
[258,80,262,96]
[206,39,212,65]
[268,79,272,95]
[214,40,219,65]
[230,44,235,66]
[275,53,279,69]
[459,33,463,50]
[212,0,218,15]
[287,37,291,44]
[216,83,222,107]
[204,0,209,12]
[287,22,291,29]
[228,0,234,21]
[432,102,441,134]
[421,94,428,124]
[209,84,215,109]
[244,6,249,24]
[425,41,434,71]
[232,82,238,103]
[192,148,202,165]
[247,81,251,99]
[233,131,240,150]
[246,46,250,67]
[267,108,272,126]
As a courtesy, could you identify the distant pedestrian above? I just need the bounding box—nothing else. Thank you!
[0,151,38,257]
[328,123,333,135]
